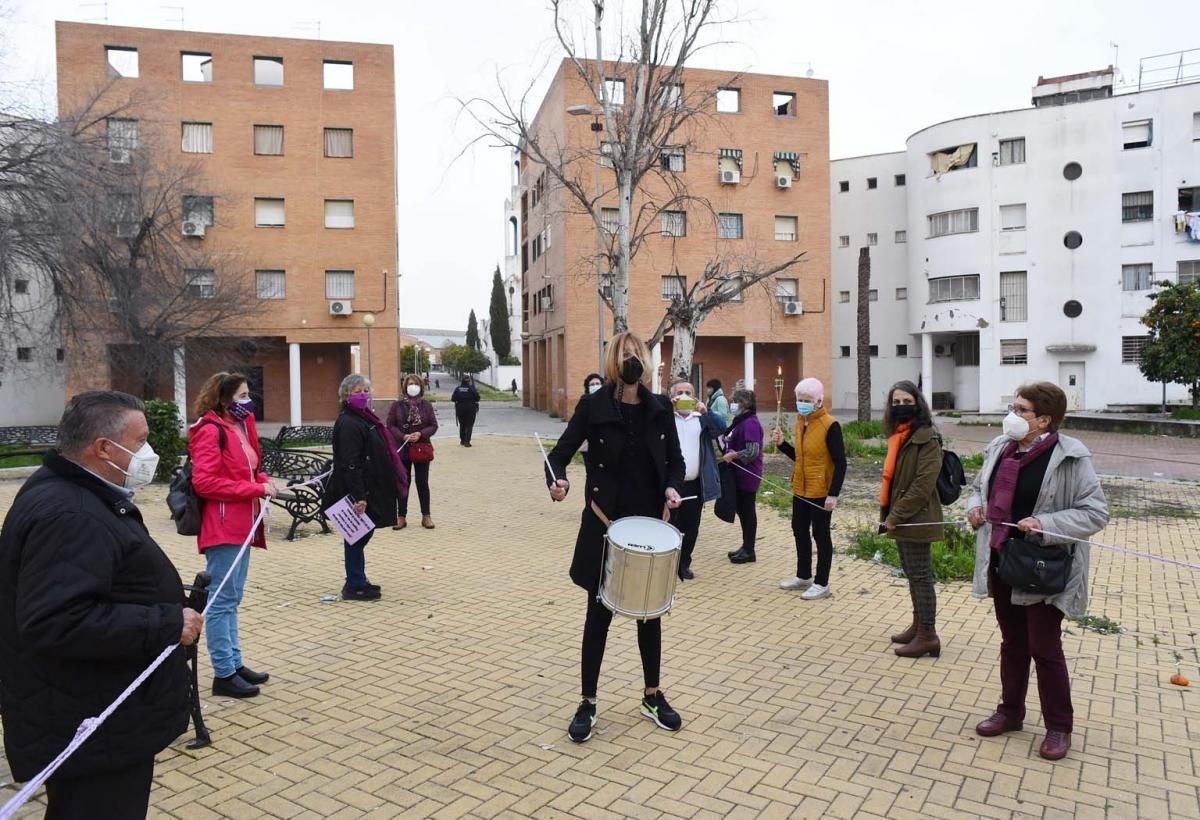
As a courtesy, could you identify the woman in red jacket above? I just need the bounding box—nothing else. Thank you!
[190,372,277,699]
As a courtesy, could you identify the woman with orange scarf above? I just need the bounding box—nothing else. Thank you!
[879,381,944,658]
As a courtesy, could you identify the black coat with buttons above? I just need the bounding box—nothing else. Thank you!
[546,382,685,592]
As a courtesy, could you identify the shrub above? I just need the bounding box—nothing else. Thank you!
[500,354,521,366]
[144,399,186,482]
[1171,407,1200,421]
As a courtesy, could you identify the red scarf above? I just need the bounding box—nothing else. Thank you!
[347,403,409,495]
[986,433,1058,550]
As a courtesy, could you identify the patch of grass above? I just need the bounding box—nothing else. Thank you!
[479,388,520,402]
[0,443,49,468]
[843,420,883,439]
[1069,614,1123,635]
[1170,407,1200,421]
[848,523,977,583]
[959,452,984,470]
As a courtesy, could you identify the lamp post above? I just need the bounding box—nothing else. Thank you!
[362,312,376,383]
[566,103,606,370]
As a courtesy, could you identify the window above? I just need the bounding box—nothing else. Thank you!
[13,278,29,294]
[254,57,284,86]
[106,118,137,162]
[772,92,796,116]
[181,122,212,153]
[718,213,743,240]
[323,128,353,158]
[999,138,1026,165]
[660,145,685,172]
[929,143,977,175]
[16,347,31,362]
[867,177,877,189]
[1122,263,1153,291]
[1000,339,1027,365]
[181,52,212,82]
[254,125,284,155]
[896,344,908,358]
[1122,335,1150,364]
[895,230,907,243]
[927,208,979,238]
[106,47,138,78]
[186,269,215,299]
[256,270,286,299]
[868,345,879,358]
[1122,120,1152,149]
[660,210,686,237]
[1121,191,1153,223]
[1194,112,1200,140]
[868,289,878,302]
[661,275,685,300]
[254,197,285,227]
[895,174,906,186]
[775,278,798,303]
[838,235,849,248]
[838,180,849,193]
[866,232,878,246]
[838,290,850,303]
[999,203,1027,231]
[1180,187,1200,211]
[604,79,625,106]
[999,271,1028,322]
[661,82,683,109]
[774,215,797,241]
[955,335,980,366]
[323,60,353,90]
[110,193,137,236]
[324,199,355,229]
[1179,260,1200,285]
[840,346,851,357]
[717,88,740,113]
[182,195,213,227]
[928,274,981,302]
[325,270,355,299]
[895,287,907,300]
[601,207,619,234]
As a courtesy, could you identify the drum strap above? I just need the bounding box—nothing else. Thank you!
[590,500,612,528]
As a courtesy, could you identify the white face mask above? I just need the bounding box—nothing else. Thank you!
[105,440,159,490]
[406,384,421,397]
[729,403,741,415]
[588,383,602,394]
[1002,411,1030,441]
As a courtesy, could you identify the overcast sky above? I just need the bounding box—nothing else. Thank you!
[2,0,1188,331]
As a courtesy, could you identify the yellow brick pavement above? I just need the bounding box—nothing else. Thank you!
[1,438,1198,819]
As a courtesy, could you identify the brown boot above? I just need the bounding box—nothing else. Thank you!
[421,515,435,529]
[393,516,407,531]
[891,614,918,644]
[894,625,941,658]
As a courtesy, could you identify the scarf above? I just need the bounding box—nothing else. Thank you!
[986,432,1059,550]
[347,402,409,495]
[879,422,912,507]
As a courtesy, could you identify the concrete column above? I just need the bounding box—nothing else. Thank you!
[172,346,186,431]
[650,343,662,393]
[743,341,755,391]
[351,344,361,375]
[921,333,934,405]
[288,342,302,427]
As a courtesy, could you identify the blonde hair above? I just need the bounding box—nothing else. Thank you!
[603,331,651,385]
[402,373,424,397]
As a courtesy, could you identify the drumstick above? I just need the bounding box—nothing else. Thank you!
[534,433,558,483]
[677,495,698,502]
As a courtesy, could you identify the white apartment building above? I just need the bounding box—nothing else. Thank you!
[832,58,1200,412]
[0,268,65,425]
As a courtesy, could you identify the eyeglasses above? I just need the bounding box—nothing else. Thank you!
[1006,403,1037,417]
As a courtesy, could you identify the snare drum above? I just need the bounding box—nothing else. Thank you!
[599,516,682,619]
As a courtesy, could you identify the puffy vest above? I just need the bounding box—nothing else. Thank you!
[790,408,836,498]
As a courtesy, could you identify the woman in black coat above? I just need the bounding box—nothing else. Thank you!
[324,374,407,601]
[545,332,685,744]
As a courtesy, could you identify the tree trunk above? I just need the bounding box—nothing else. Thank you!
[669,320,699,383]
[612,168,634,333]
[856,247,871,423]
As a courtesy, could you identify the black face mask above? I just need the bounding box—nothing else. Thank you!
[620,356,644,385]
[891,404,918,422]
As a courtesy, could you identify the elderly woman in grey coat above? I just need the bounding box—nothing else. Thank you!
[966,382,1108,762]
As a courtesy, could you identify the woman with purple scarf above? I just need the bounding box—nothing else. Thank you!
[722,388,765,565]
[967,382,1108,762]
[324,374,408,601]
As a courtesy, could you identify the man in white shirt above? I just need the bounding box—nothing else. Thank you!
[668,379,723,580]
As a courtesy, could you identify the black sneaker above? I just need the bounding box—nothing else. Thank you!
[235,665,269,685]
[641,691,682,732]
[568,699,597,743]
[342,584,381,601]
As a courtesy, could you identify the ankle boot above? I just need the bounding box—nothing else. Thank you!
[891,614,918,644]
[894,625,940,658]
[393,516,407,531]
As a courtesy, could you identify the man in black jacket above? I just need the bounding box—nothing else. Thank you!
[450,375,481,447]
[0,391,203,818]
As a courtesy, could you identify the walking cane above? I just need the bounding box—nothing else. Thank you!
[183,571,213,749]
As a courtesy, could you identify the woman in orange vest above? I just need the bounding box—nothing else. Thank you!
[771,377,847,600]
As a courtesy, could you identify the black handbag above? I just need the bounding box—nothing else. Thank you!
[997,536,1074,594]
[713,462,737,523]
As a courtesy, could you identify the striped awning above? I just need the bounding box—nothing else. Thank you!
[774,151,801,173]
[718,147,743,168]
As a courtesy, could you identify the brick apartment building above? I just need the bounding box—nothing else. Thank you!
[55,22,398,423]
[520,61,831,419]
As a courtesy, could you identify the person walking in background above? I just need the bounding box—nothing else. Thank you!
[668,378,724,580]
[325,375,407,600]
[772,377,847,600]
[388,374,439,530]
[879,380,944,659]
[967,382,1109,761]
[189,372,276,698]
[511,378,518,395]
[450,375,481,447]
[723,388,764,565]
[706,378,730,429]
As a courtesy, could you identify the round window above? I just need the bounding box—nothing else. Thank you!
[1063,162,1083,181]
[1063,231,1083,249]
[1063,300,1083,318]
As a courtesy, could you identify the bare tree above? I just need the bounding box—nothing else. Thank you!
[856,247,871,423]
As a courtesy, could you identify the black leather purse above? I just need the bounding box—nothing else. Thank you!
[997,536,1074,594]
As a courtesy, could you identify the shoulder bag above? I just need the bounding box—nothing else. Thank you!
[997,536,1073,595]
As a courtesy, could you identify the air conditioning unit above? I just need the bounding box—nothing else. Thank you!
[776,175,792,189]
[540,296,553,311]
[109,147,130,164]
[182,221,206,237]
[783,300,803,316]
[329,300,353,316]
[720,169,740,185]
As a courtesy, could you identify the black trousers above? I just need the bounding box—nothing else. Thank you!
[793,497,833,586]
[45,757,155,819]
[399,460,431,516]
[581,594,661,698]
[668,478,703,574]
[456,409,478,444]
[735,488,758,554]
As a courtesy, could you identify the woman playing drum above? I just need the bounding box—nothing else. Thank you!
[545,331,685,743]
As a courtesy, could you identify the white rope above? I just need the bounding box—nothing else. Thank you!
[1000,522,1200,572]
[534,433,557,484]
[726,456,829,511]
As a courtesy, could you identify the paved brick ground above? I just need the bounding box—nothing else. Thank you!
[2,438,1198,819]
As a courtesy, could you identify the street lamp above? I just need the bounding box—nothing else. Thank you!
[362,312,376,383]
[567,103,606,370]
